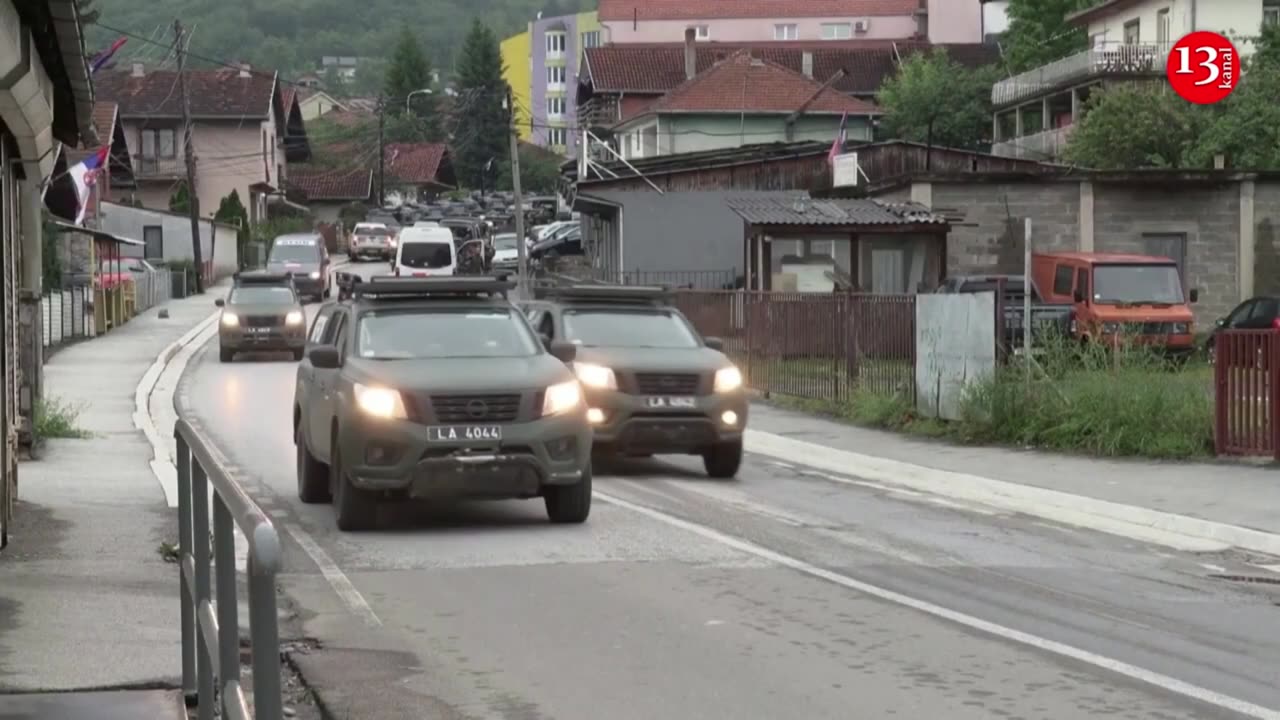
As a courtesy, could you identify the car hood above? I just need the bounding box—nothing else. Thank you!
[346,354,573,392]
[571,345,731,372]
[225,303,303,317]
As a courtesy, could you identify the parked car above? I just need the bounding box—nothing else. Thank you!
[1205,295,1280,363]
[531,224,582,259]
[937,274,1073,353]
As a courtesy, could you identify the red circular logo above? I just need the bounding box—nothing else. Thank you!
[1166,31,1240,104]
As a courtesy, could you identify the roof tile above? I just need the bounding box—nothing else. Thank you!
[289,168,372,201]
[94,66,277,118]
[384,143,449,185]
[598,0,919,21]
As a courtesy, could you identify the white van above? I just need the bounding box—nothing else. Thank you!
[393,226,456,277]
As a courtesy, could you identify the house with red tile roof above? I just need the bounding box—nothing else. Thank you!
[289,142,456,221]
[94,62,310,227]
[610,49,880,160]
[597,0,986,45]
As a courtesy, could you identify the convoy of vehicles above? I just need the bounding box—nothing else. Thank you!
[349,223,397,262]
[266,233,332,301]
[215,271,308,362]
[394,225,458,277]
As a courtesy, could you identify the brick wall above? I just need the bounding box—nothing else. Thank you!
[930,181,1080,274]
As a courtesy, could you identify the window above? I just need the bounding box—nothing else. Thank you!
[142,226,163,259]
[1093,265,1184,304]
[1267,0,1280,27]
[546,31,566,56]
[1142,232,1187,282]
[581,30,600,48]
[691,25,709,39]
[139,128,176,159]
[562,309,700,349]
[546,65,566,87]
[774,23,798,40]
[547,127,567,147]
[356,309,539,359]
[230,286,297,304]
[1156,8,1171,44]
[1053,264,1074,295]
[547,96,565,118]
[822,23,852,40]
[1123,19,1140,45]
[308,309,332,344]
[1075,269,1088,301]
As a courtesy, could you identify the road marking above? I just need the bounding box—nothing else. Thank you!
[594,489,1280,720]
[285,522,382,628]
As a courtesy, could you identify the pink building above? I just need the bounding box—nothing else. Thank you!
[598,0,985,45]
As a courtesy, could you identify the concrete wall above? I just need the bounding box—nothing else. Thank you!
[97,201,238,277]
[500,30,533,142]
[603,15,920,44]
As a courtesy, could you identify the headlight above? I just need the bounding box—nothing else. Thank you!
[714,366,743,393]
[221,312,239,327]
[354,383,407,419]
[1102,322,1121,334]
[309,271,321,280]
[285,310,304,325]
[1170,322,1190,334]
[542,380,583,416]
[573,362,617,389]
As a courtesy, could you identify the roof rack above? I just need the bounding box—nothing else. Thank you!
[233,270,295,285]
[534,284,672,304]
[351,274,515,300]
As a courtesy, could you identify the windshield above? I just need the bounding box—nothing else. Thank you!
[230,286,297,305]
[563,309,701,349]
[399,242,453,269]
[355,226,390,237]
[1092,265,1184,305]
[494,235,519,250]
[269,242,319,263]
[356,309,539,359]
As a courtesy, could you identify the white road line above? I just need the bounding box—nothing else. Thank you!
[285,522,382,628]
[594,489,1280,720]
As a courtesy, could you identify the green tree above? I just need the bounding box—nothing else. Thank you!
[876,50,999,150]
[1188,23,1280,169]
[1003,0,1093,72]
[1062,83,1209,169]
[214,190,251,268]
[498,145,562,193]
[169,181,192,214]
[452,19,510,189]
[384,29,441,139]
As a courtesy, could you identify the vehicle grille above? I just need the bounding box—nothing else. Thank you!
[430,394,522,422]
[633,373,702,396]
[1122,322,1177,335]
[245,315,283,327]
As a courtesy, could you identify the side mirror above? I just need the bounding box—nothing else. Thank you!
[214,298,225,307]
[704,336,726,352]
[539,333,553,350]
[1072,290,1084,304]
[1189,288,1200,303]
[309,345,341,369]
[548,341,577,363]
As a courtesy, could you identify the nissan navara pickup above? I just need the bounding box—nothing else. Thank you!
[216,271,307,362]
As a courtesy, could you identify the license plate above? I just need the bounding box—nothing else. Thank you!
[248,327,273,334]
[427,425,502,442]
[646,396,696,409]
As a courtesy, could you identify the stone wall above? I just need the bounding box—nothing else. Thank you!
[930,181,1080,274]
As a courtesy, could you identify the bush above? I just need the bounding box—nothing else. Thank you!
[34,396,92,439]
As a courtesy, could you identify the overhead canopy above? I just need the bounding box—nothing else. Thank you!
[48,219,145,245]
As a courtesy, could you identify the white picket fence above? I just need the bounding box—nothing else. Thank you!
[41,285,94,347]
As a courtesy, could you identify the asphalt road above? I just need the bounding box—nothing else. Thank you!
[180,260,1280,720]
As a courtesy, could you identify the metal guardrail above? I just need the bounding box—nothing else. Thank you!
[175,418,283,720]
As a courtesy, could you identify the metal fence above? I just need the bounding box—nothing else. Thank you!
[674,290,916,403]
[131,268,177,314]
[1213,330,1280,459]
[175,418,283,720]
[40,285,93,348]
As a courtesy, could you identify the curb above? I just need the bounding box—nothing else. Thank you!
[744,429,1280,557]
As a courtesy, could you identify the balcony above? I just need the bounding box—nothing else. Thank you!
[578,96,620,130]
[132,156,186,180]
[992,125,1076,161]
[992,43,1168,107]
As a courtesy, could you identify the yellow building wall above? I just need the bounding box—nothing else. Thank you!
[500,29,532,141]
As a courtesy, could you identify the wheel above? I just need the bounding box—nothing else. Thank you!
[292,348,305,361]
[296,423,330,503]
[544,463,592,524]
[219,346,234,363]
[332,439,376,530]
[703,439,743,479]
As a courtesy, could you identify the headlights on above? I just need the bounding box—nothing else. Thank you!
[285,310,305,325]
[354,383,407,420]
[220,312,239,327]
[309,271,321,280]
[573,362,617,389]
[542,380,583,416]
[714,366,743,393]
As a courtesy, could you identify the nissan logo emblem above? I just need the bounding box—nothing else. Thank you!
[465,400,488,418]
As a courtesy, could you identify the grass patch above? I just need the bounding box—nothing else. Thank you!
[34,396,93,439]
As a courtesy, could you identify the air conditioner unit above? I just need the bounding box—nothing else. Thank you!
[854,18,870,33]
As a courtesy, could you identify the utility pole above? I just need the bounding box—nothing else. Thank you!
[174,20,205,294]
[507,89,527,298]
[376,95,386,207]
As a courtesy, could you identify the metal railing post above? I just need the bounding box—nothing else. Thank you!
[248,555,283,720]
[176,431,197,704]
[213,494,240,708]
[191,460,215,720]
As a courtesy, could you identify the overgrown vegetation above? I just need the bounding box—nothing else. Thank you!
[876,49,1001,150]
[34,397,93,440]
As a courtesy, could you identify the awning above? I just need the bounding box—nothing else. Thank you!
[48,220,145,245]
[572,192,622,215]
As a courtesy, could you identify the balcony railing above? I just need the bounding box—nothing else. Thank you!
[992,125,1076,161]
[578,95,620,129]
[133,156,186,180]
[992,43,1168,107]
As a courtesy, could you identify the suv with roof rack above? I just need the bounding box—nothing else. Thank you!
[293,273,593,531]
[216,271,307,362]
[520,284,747,478]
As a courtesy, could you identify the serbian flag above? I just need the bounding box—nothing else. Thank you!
[69,146,109,225]
[827,111,848,166]
[90,37,127,74]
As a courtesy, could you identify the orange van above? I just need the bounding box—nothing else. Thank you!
[1030,252,1199,356]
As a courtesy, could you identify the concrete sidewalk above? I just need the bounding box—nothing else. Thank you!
[0,284,225,700]
[746,402,1280,554]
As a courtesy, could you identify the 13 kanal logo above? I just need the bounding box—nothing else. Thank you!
[1166,31,1240,104]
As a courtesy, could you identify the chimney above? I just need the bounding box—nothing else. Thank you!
[239,62,251,78]
[131,62,144,78]
[801,51,814,79]
[684,27,697,80]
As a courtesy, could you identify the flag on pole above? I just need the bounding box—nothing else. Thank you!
[69,146,110,225]
[827,111,848,166]
[90,37,128,74]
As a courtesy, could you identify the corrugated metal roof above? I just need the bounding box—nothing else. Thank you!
[726,194,945,226]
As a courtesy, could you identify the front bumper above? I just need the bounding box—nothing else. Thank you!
[339,409,591,499]
[585,388,747,454]
[220,324,306,351]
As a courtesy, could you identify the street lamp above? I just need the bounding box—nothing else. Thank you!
[405,88,433,113]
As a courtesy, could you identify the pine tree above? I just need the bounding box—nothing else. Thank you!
[452,19,510,190]
[383,29,440,140]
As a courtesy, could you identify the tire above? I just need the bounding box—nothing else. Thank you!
[292,348,305,361]
[544,463,592,524]
[219,346,234,363]
[332,440,376,531]
[296,423,330,504]
[703,439,743,479]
